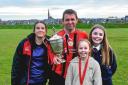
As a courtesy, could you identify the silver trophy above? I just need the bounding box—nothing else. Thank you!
[49,24,65,63]
[49,34,65,63]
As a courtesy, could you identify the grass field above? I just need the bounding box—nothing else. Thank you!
[0,28,128,85]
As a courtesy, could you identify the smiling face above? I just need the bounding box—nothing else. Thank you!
[78,40,90,58]
[34,23,47,38]
[91,28,104,46]
[62,14,78,32]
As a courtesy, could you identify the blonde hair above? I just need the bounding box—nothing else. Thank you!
[89,24,111,65]
[77,39,91,57]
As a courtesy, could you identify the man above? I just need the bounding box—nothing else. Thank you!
[11,21,50,85]
[49,9,88,85]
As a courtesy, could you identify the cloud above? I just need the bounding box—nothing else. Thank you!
[27,0,48,3]
[76,4,128,18]
[0,6,48,15]
[0,1,128,20]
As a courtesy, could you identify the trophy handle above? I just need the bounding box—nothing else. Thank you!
[52,26,56,34]
[52,22,56,35]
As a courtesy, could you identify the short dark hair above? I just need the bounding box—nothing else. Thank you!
[62,9,78,21]
[33,21,47,32]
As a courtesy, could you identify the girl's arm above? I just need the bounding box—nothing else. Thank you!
[109,48,117,75]
[11,41,24,85]
[93,60,102,85]
[65,63,73,85]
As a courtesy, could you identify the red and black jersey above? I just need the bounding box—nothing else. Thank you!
[51,29,88,78]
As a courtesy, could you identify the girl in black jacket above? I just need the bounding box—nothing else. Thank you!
[11,21,51,85]
[89,24,117,85]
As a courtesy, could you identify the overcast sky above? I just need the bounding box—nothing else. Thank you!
[0,0,128,20]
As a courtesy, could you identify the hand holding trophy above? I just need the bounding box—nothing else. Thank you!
[49,23,65,64]
[49,34,65,63]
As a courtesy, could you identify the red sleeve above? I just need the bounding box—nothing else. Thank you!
[82,31,88,39]
[46,42,55,65]
[77,30,88,40]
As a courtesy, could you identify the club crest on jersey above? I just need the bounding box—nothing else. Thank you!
[68,41,73,46]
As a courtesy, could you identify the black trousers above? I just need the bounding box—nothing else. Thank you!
[49,71,65,85]
[103,78,113,85]
[29,83,43,85]
[29,81,47,85]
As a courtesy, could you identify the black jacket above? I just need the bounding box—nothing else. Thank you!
[11,33,51,85]
[92,48,117,80]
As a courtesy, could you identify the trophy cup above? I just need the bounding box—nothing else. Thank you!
[49,22,65,63]
[49,34,65,63]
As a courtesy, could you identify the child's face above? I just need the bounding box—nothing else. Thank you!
[91,28,104,46]
[78,41,90,58]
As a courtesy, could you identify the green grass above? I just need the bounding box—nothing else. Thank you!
[0,28,128,85]
[1,23,128,29]
[0,29,31,84]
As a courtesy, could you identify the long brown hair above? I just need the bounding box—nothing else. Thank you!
[89,24,111,65]
[33,21,47,33]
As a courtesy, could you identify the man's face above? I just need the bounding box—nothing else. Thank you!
[62,14,78,31]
